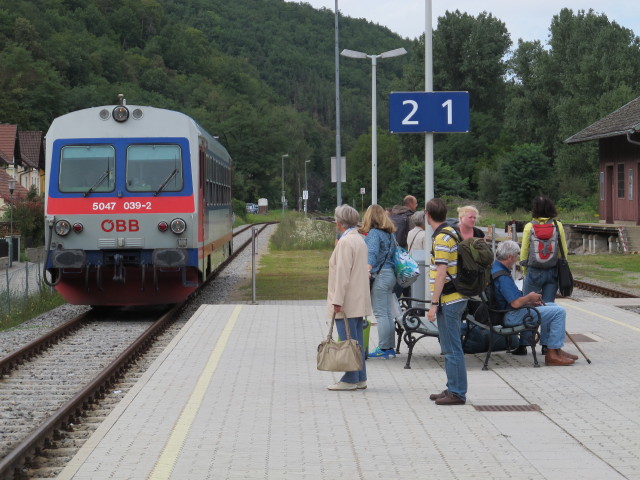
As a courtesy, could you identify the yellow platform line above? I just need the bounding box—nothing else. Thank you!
[563,302,640,333]
[148,305,243,480]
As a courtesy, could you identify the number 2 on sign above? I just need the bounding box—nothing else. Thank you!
[442,99,453,125]
[401,100,419,125]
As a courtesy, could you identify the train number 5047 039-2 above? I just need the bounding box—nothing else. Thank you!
[91,201,152,211]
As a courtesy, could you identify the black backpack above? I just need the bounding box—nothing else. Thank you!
[472,270,511,326]
[390,210,412,248]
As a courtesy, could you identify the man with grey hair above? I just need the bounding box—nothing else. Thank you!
[492,240,577,366]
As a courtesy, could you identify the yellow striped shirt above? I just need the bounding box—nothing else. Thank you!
[430,226,466,304]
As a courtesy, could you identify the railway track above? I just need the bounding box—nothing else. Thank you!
[572,279,639,298]
[0,223,274,480]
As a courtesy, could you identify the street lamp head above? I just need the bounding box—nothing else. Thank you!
[8,178,15,194]
[340,49,368,59]
[379,47,407,59]
[305,160,310,164]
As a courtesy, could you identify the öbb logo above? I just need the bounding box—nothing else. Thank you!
[101,219,139,232]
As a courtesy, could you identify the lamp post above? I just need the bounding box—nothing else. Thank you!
[340,47,407,205]
[281,154,288,217]
[304,160,310,215]
[8,178,15,268]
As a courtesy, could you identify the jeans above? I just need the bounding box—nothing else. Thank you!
[523,267,558,303]
[371,267,398,350]
[335,317,366,383]
[503,302,566,349]
[521,267,558,345]
[436,300,468,401]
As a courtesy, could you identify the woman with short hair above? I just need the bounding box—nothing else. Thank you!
[326,205,372,390]
[457,205,484,240]
[407,210,426,254]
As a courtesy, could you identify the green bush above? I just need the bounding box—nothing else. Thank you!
[232,198,248,224]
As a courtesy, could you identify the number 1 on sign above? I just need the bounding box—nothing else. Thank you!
[442,99,453,125]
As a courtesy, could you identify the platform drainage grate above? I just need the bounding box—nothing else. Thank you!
[474,404,541,412]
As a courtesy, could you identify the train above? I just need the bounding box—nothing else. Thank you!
[44,96,233,306]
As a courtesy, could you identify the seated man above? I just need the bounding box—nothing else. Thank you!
[492,240,577,366]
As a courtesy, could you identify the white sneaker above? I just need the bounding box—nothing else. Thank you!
[327,381,357,391]
[356,381,367,389]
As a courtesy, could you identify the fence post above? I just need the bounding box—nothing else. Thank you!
[5,263,9,313]
[25,262,29,299]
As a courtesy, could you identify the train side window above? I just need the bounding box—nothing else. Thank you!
[59,145,115,193]
[126,145,183,192]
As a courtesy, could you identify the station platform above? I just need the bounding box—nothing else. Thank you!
[58,298,640,480]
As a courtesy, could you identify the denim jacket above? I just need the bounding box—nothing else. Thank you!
[365,228,395,274]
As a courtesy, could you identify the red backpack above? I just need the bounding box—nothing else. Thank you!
[526,219,558,269]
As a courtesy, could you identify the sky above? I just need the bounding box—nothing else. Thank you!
[284,0,639,45]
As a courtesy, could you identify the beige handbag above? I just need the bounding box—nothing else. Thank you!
[317,311,363,372]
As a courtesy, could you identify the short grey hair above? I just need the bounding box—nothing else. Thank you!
[411,210,425,228]
[335,204,360,228]
[496,240,520,260]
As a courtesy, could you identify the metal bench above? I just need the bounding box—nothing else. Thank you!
[394,297,438,369]
[466,299,542,370]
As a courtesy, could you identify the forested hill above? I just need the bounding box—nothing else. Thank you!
[2,2,640,212]
[0,0,410,207]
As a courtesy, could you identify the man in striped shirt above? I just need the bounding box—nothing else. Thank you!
[426,198,469,406]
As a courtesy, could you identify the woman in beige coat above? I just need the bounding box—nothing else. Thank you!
[326,205,373,391]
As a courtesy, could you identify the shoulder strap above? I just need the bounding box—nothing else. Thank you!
[491,270,510,281]
[553,219,566,260]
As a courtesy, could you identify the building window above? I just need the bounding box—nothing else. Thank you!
[629,168,634,201]
[600,172,605,201]
[617,164,625,198]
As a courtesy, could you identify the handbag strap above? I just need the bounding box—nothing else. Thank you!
[327,311,353,341]
[553,219,567,260]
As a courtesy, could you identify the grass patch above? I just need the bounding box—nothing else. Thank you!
[0,286,67,331]
[233,249,331,301]
[567,254,640,290]
[230,215,335,301]
[270,213,335,250]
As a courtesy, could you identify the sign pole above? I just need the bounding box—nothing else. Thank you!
[424,0,434,301]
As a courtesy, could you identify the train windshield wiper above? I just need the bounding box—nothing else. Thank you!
[153,168,179,196]
[83,169,111,197]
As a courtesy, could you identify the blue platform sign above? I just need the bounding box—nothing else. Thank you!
[389,91,470,133]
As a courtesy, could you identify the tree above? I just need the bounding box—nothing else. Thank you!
[495,144,553,212]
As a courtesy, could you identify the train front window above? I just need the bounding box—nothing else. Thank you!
[126,145,183,193]
[59,146,115,193]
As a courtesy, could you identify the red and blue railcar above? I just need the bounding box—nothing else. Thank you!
[44,98,232,305]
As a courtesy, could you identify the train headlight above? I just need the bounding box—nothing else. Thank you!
[157,221,168,232]
[112,106,129,122]
[72,223,84,233]
[55,220,71,236]
[170,218,187,234]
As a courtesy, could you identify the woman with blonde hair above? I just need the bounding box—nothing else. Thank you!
[360,204,397,359]
[457,205,485,240]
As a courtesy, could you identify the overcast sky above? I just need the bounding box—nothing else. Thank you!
[285,0,639,45]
